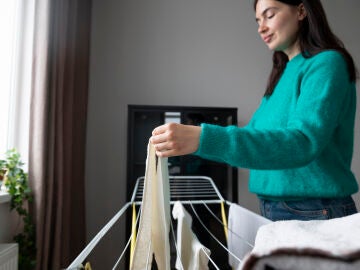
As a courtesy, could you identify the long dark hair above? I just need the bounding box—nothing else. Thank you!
[254,0,358,96]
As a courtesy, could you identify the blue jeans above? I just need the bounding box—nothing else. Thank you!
[259,196,358,221]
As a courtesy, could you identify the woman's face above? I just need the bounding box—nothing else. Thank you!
[255,0,306,59]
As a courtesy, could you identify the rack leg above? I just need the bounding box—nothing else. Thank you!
[129,203,137,269]
[220,201,228,241]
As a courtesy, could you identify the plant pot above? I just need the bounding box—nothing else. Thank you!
[0,170,8,191]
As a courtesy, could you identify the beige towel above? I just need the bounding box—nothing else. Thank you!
[172,201,211,270]
[131,143,171,270]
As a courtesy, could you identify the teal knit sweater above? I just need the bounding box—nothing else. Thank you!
[195,51,358,199]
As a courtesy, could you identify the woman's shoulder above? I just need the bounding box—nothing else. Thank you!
[301,50,348,75]
[303,50,352,84]
[309,50,346,65]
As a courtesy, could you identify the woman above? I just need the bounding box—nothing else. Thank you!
[150,0,359,221]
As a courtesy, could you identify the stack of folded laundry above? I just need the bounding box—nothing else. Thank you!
[241,213,360,270]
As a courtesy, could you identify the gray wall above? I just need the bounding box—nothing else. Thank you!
[85,1,360,268]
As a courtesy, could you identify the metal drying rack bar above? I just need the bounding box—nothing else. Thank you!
[67,176,229,270]
[131,175,226,205]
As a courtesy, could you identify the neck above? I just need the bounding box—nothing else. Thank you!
[284,40,301,60]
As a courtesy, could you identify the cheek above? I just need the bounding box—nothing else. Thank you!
[280,16,299,35]
[272,18,289,33]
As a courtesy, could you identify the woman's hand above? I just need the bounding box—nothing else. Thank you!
[150,123,201,157]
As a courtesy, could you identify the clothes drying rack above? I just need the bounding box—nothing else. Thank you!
[67,176,256,270]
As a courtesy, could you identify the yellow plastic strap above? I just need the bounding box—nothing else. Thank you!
[220,201,228,241]
[129,203,137,269]
[84,262,92,270]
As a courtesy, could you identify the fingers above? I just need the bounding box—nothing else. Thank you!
[154,148,175,158]
[150,123,178,157]
[152,123,170,136]
[152,141,170,152]
[151,122,177,144]
[150,132,168,144]
[150,140,174,157]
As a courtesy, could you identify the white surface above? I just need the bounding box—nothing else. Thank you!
[228,203,271,269]
[0,244,18,270]
[0,191,11,204]
[0,194,18,243]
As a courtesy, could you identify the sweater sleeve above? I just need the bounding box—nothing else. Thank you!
[194,52,354,170]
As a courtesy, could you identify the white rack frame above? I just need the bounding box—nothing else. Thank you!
[67,176,228,269]
[131,175,226,205]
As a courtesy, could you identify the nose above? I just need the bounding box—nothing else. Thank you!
[258,21,267,34]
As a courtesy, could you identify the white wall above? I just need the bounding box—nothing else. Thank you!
[85,1,360,268]
[0,193,21,243]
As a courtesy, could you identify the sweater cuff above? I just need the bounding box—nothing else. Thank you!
[193,123,229,161]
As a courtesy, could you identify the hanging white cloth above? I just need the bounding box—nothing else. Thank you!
[131,142,171,270]
[172,201,211,270]
[227,203,271,269]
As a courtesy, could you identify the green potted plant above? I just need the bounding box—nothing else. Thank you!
[0,149,36,270]
[0,160,5,189]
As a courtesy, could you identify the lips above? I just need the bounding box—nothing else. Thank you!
[263,34,273,43]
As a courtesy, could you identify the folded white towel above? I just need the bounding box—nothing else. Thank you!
[241,213,360,270]
[172,201,211,270]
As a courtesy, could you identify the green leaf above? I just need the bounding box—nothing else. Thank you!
[1,149,36,269]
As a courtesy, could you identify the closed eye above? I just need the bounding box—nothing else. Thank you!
[256,6,279,24]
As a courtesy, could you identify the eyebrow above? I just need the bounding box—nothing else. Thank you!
[255,7,279,22]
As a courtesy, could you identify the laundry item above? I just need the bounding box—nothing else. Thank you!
[227,203,271,269]
[131,143,171,270]
[172,201,211,270]
[241,213,360,270]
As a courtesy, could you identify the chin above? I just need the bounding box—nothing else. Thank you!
[267,45,276,51]
[265,42,276,51]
